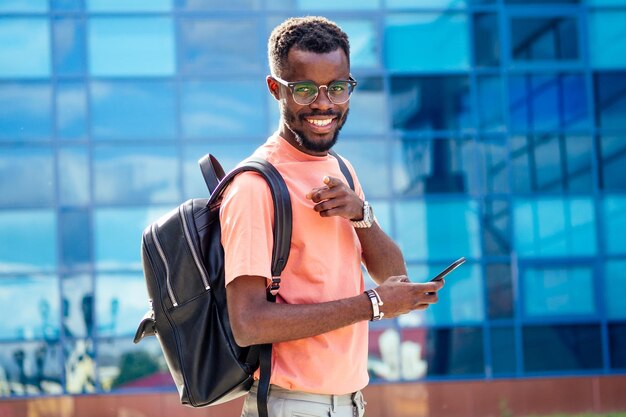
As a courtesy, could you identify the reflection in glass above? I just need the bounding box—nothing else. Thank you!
[51,0,82,11]
[392,137,477,195]
[179,19,260,74]
[476,137,509,195]
[0,211,56,272]
[605,261,626,319]
[267,0,378,9]
[87,0,171,11]
[0,276,60,340]
[474,14,500,67]
[61,275,94,338]
[603,196,626,255]
[53,18,86,76]
[334,139,390,199]
[589,11,626,69]
[523,266,595,317]
[477,77,504,131]
[0,0,47,11]
[96,273,148,337]
[599,135,626,190]
[91,81,176,140]
[58,146,89,206]
[385,14,469,72]
[181,80,266,138]
[594,72,626,130]
[523,324,602,372]
[609,323,626,369]
[94,207,169,270]
[88,17,175,76]
[179,0,261,9]
[511,17,579,61]
[0,83,52,141]
[0,18,50,78]
[509,74,589,131]
[97,337,169,391]
[486,263,514,321]
[59,209,91,269]
[391,76,471,131]
[0,341,63,397]
[483,201,511,257]
[341,77,387,135]
[513,197,596,257]
[64,339,95,394]
[0,147,54,207]
[335,20,378,68]
[93,145,179,204]
[510,135,593,193]
[387,0,467,7]
[491,326,516,375]
[56,83,87,140]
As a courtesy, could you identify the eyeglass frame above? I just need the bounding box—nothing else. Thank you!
[271,74,358,105]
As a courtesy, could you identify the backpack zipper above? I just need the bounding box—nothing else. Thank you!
[179,205,210,290]
[151,223,178,307]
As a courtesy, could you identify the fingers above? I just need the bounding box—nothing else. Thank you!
[305,176,347,202]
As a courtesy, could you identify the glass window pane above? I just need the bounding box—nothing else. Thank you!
[609,323,626,370]
[0,83,52,141]
[88,17,175,76]
[474,13,500,67]
[0,276,60,340]
[396,200,482,261]
[0,210,56,272]
[523,324,602,372]
[0,341,63,396]
[0,146,54,207]
[91,81,176,140]
[93,145,179,205]
[180,0,261,9]
[477,137,510,195]
[401,262,484,326]
[97,337,170,392]
[391,76,471,131]
[483,200,512,257]
[388,0,467,6]
[594,72,626,130]
[96,273,148,337]
[392,137,478,196]
[181,80,266,138]
[267,0,379,9]
[509,74,589,131]
[87,0,171,11]
[51,0,83,11]
[179,19,261,75]
[57,82,87,140]
[334,139,391,199]
[0,18,50,78]
[94,207,168,270]
[61,275,94,338]
[606,261,626,319]
[0,0,47,11]
[487,263,514,319]
[402,327,484,377]
[60,208,91,269]
[53,18,86,76]
[341,77,387,136]
[64,339,96,393]
[600,135,626,190]
[385,14,469,72]
[510,135,593,193]
[589,11,626,69]
[603,196,626,255]
[477,76,505,131]
[59,146,89,206]
[335,19,378,68]
[523,266,595,317]
[511,17,579,62]
[513,198,597,258]
[491,326,517,374]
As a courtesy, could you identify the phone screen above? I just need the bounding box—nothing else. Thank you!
[430,257,466,282]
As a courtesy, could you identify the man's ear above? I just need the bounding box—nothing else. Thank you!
[266,76,280,101]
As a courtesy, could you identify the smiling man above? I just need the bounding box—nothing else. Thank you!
[219,16,444,417]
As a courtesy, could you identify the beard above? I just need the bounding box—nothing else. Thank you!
[282,107,350,153]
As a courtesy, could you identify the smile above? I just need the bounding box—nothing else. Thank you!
[305,118,335,127]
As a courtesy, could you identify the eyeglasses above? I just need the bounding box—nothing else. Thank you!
[272,75,358,105]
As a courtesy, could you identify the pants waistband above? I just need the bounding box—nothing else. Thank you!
[251,382,361,407]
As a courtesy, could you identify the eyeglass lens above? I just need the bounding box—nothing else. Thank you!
[292,81,353,105]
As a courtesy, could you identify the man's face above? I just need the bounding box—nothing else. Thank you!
[269,48,351,155]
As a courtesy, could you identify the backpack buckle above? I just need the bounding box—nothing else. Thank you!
[269,276,281,296]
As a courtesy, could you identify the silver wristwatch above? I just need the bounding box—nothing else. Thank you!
[351,200,375,228]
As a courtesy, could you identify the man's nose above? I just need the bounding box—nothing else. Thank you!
[309,85,334,109]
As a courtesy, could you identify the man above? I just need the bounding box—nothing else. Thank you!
[220,16,444,417]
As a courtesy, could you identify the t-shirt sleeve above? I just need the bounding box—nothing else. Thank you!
[219,172,274,287]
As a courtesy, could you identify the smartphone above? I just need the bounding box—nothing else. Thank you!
[430,257,466,282]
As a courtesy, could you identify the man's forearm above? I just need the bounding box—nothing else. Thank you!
[356,222,407,284]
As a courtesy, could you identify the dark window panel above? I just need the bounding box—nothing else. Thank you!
[486,263,514,319]
[609,322,626,369]
[483,201,511,257]
[511,17,579,62]
[599,135,626,190]
[491,326,517,374]
[594,72,626,130]
[477,137,509,195]
[523,324,602,372]
[474,13,500,67]
[59,208,92,269]
[53,18,86,76]
[605,260,626,320]
[390,76,472,132]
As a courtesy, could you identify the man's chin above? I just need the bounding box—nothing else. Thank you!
[293,129,338,153]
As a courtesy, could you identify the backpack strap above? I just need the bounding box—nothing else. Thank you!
[208,157,291,417]
[198,154,226,195]
[329,150,355,192]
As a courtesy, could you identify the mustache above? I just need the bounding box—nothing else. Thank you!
[299,110,341,119]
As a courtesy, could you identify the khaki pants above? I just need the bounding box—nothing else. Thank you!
[241,381,366,417]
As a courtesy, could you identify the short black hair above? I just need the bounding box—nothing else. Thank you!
[268,16,350,77]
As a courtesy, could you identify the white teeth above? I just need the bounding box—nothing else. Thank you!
[307,118,332,127]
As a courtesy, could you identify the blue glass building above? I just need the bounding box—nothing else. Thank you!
[0,0,625,409]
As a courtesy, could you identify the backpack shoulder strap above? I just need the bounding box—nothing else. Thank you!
[329,150,355,192]
[198,154,226,196]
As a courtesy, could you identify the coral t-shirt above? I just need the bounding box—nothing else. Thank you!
[219,134,369,395]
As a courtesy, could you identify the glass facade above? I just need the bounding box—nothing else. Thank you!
[0,0,625,398]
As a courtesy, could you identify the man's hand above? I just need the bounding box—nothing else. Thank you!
[306,176,363,220]
[373,275,444,318]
